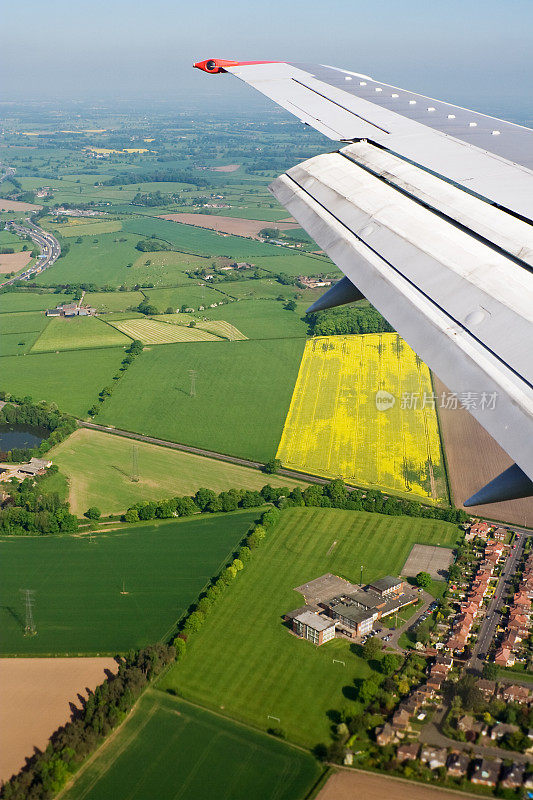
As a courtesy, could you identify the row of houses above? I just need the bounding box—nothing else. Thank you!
[446,540,506,653]
[397,745,529,790]
[465,521,507,542]
[495,548,533,667]
[375,654,454,745]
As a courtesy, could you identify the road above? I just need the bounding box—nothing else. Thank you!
[384,590,434,651]
[1,217,60,286]
[468,534,526,673]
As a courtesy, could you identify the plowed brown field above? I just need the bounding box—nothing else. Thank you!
[158,212,298,238]
[0,657,117,781]
[317,770,480,800]
[434,376,533,526]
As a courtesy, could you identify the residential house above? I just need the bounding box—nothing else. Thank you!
[375,722,396,746]
[392,708,411,731]
[500,684,531,704]
[476,679,496,699]
[494,646,514,667]
[470,759,501,787]
[493,528,507,541]
[490,722,519,740]
[446,751,470,778]
[420,745,447,770]
[397,742,420,761]
[500,762,525,789]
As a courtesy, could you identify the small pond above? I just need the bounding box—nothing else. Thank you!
[0,424,48,452]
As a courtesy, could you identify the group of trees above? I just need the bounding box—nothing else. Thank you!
[0,643,176,800]
[88,340,143,416]
[135,238,171,252]
[124,486,268,523]
[306,305,395,336]
[0,469,78,536]
[0,399,78,463]
[103,169,210,188]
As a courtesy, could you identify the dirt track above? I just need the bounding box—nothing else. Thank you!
[317,770,480,800]
[158,212,299,238]
[434,376,533,526]
[0,657,117,781]
[0,251,32,273]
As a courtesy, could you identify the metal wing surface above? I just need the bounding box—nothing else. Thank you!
[194,59,533,505]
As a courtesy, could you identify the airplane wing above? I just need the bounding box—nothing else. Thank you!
[194,59,533,506]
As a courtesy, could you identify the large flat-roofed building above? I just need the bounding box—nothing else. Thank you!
[292,611,336,646]
[368,576,404,597]
[326,601,377,637]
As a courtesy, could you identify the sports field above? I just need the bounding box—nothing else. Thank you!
[107,316,221,344]
[0,347,125,416]
[31,316,131,352]
[277,334,447,502]
[0,512,257,655]
[62,690,321,800]
[51,428,307,515]
[98,338,306,462]
[159,507,460,746]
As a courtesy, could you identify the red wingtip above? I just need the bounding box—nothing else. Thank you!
[193,59,280,74]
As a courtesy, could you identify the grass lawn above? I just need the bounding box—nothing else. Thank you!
[0,292,71,314]
[61,690,321,800]
[0,347,125,417]
[98,337,305,462]
[51,428,308,515]
[31,316,131,352]
[0,511,257,655]
[159,507,461,747]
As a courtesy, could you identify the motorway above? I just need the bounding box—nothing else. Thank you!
[468,533,526,673]
[1,218,61,287]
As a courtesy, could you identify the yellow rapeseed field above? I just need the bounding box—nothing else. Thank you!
[276,334,447,502]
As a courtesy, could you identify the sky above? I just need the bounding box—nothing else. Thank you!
[2,0,533,120]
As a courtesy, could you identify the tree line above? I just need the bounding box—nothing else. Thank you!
[88,340,144,417]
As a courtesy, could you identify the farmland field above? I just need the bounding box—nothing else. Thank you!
[143,284,233,310]
[107,316,221,344]
[98,338,306,461]
[45,220,123,237]
[33,232,142,286]
[159,212,298,237]
[198,298,309,339]
[0,252,31,274]
[62,690,321,800]
[433,375,533,526]
[0,347,125,416]
[159,507,461,746]
[51,428,307,515]
[0,311,50,356]
[151,315,247,340]
[0,291,74,313]
[31,315,131,352]
[83,291,145,312]
[276,334,448,502]
[0,512,257,655]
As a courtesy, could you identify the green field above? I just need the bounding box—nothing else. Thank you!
[83,291,145,312]
[199,298,309,339]
[0,311,51,355]
[51,428,307,515]
[45,219,123,237]
[143,284,231,311]
[107,316,220,344]
[0,291,73,313]
[62,690,321,800]
[31,315,131,352]
[159,507,461,746]
[34,232,141,286]
[98,338,305,461]
[0,512,257,655]
[0,347,125,416]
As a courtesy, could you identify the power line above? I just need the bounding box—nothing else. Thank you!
[20,589,36,636]
[188,369,197,398]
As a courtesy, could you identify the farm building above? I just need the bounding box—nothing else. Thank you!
[46,302,96,317]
